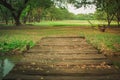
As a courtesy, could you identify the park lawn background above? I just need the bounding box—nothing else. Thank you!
[0,20,120,56]
[31,20,117,27]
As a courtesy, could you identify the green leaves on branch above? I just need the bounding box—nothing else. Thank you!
[0,40,34,54]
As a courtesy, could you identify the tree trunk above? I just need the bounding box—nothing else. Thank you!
[0,0,29,26]
[11,19,14,24]
[107,20,111,27]
[12,12,21,26]
[107,14,114,27]
[117,19,120,27]
[116,14,120,27]
[5,19,8,24]
[4,15,9,24]
[23,17,27,24]
[14,17,21,26]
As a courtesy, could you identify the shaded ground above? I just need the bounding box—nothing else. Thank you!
[3,36,120,80]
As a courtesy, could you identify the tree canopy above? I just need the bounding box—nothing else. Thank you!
[0,0,53,25]
[0,0,120,26]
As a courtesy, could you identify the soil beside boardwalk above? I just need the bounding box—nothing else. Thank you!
[3,36,120,80]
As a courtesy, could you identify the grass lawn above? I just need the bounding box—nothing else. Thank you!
[30,20,117,27]
[0,20,120,56]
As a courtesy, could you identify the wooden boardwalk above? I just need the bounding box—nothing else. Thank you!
[3,37,120,80]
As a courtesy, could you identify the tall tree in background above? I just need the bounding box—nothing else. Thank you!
[114,0,120,26]
[0,5,12,24]
[0,0,53,25]
[95,0,116,26]
[0,0,29,25]
[26,0,53,23]
[0,0,119,26]
[43,6,75,21]
[65,0,120,26]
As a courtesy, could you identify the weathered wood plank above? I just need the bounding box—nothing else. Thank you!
[27,50,98,54]
[24,54,107,60]
[3,37,120,80]
[5,67,120,77]
[20,60,111,65]
[4,74,120,80]
[33,45,97,51]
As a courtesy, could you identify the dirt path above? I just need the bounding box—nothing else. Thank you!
[3,37,120,80]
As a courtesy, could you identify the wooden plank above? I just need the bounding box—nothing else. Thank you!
[24,54,107,60]
[15,61,112,66]
[27,50,98,54]
[14,63,114,70]
[4,74,120,80]
[6,66,120,76]
[26,52,98,55]
[33,45,96,51]
[40,37,85,42]
[36,44,92,46]
[18,59,112,65]
[40,42,89,46]
[39,38,87,45]
[42,36,85,39]
[22,57,107,61]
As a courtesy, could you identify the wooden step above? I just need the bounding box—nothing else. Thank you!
[41,36,85,39]
[35,43,92,47]
[27,50,98,54]
[26,52,98,55]
[6,65,120,76]
[14,62,114,70]
[4,75,120,80]
[40,37,85,42]
[39,37,87,45]
[22,57,107,61]
[19,60,112,65]
[33,45,96,51]
[19,59,112,65]
[40,42,89,46]
[24,54,107,60]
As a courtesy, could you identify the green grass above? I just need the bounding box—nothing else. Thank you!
[0,34,35,54]
[85,32,120,54]
[31,20,117,27]
[0,20,120,56]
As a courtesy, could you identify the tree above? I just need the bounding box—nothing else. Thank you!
[0,5,12,24]
[94,10,106,20]
[42,6,75,21]
[26,0,53,22]
[69,0,120,26]
[0,0,54,25]
[95,0,116,26]
[114,0,120,26]
[75,13,95,20]
[0,0,29,26]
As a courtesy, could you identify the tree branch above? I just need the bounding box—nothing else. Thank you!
[0,0,15,11]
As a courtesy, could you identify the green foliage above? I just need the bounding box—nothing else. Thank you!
[86,33,120,52]
[0,5,12,24]
[29,0,53,9]
[94,10,107,20]
[0,31,36,54]
[43,7,75,20]
[0,0,54,25]
[21,5,31,19]
[95,0,120,26]
[0,40,25,53]
[0,40,34,53]
[75,13,95,20]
